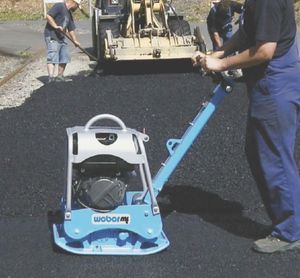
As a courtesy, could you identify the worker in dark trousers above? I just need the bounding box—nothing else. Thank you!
[192,0,300,253]
[207,0,243,51]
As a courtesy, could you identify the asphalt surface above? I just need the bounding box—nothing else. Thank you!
[1,20,300,278]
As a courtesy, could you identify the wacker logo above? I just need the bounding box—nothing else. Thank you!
[92,214,131,225]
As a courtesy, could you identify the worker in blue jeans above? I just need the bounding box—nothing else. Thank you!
[192,0,300,253]
[44,0,81,83]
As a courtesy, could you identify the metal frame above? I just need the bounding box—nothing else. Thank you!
[53,114,168,255]
[92,0,200,61]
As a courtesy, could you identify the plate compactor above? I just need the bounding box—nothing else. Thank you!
[53,76,234,255]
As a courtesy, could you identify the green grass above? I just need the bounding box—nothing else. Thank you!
[0,3,87,21]
[17,49,34,58]
[0,10,42,21]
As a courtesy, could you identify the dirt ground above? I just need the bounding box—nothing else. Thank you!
[0,50,95,110]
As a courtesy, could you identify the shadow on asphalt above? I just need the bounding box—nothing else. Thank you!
[36,60,195,85]
[94,59,197,76]
[158,185,270,240]
[47,210,70,255]
[0,49,24,57]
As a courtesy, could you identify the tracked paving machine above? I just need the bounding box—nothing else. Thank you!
[52,74,234,255]
[91,0,206,62]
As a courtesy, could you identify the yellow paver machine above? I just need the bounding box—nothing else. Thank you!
[91,0,206,63]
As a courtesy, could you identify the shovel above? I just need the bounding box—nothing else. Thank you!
[60,29,97,61]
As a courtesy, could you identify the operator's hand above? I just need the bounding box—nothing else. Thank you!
[191,51,206,67]
[200,55,225,73]
[73,40,81,47]
[55,25,64,32]
[192,51,226,73]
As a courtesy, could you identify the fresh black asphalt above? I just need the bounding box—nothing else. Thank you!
[1,61,300,278]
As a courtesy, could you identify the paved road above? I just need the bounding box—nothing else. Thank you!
[0,20,300,278]
[1,64,300,277]
[0,20,92,56]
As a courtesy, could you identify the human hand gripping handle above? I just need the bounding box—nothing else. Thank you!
[191,51,208,76]
[60,30,81,48]
[55,25,64,32]
[191,51,206,67]
[56,26,79,47]
[191,51,226,74]
[72,39,81,48]
[191,51,234,87]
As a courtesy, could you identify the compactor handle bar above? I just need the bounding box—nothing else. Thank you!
[152,71,234,195]
[84,114,127,131]
[215,72,235,92]
[202,71,235,93]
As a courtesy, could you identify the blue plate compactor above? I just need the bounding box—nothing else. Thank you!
[53,77,234,255]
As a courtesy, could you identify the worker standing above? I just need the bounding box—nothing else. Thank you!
[44,0,81,83]
[207,0,243,50]
[193,0,300,253]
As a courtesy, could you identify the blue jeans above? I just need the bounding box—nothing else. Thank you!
[45,37,71,64]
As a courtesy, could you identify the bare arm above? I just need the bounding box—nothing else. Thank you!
[46,15,63,31]
[191,30,242,66]
[192,41,276,72]
[47,14,80,47]
[211,30,243,58]
[68,30,80,47]
[211,32,223,49]
[221,41,276,70]
[202,41,276,72]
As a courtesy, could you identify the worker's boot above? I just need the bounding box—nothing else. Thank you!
[253,235,300,253]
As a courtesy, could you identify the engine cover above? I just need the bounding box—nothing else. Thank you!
[76,177,127,211]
